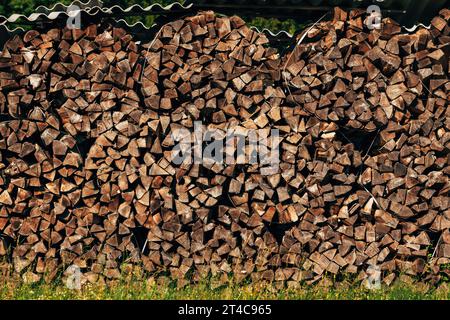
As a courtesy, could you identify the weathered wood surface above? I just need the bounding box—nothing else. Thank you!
[0,8,449,286]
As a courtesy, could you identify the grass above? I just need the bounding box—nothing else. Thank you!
[1,273,449,300]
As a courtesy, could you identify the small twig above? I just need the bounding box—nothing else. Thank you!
[419,78,438,98]
[141,239,148,254]
[282,13,327,118]
[337,130,353,145]
[363,128,381,158]
[282,13,328,75]
[431,233,443,261]
[359,182,381,209]
[139,25,165,84]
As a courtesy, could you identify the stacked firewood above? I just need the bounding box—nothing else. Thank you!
[0,8,449,286]
[282,7,449,284]
[0,23,147,282]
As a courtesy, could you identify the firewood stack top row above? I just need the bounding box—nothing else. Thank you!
[0,7,449,286]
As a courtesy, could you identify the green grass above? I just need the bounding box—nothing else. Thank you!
[1,274,449,300]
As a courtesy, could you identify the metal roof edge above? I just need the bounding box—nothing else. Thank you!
[0,2,445,49]
[0,2,193,25]
[35,0,104,13]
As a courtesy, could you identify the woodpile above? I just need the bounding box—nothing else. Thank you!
[282,7,450,284]
[0,8,449,286]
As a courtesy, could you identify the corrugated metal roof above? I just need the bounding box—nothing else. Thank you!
[2,0,447,27]
[0,0,448,48]
[189,0,411,10]
[0,2,192,25]
[35,0,104,13]
[0,1,296,47]
[0,1,194,47]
